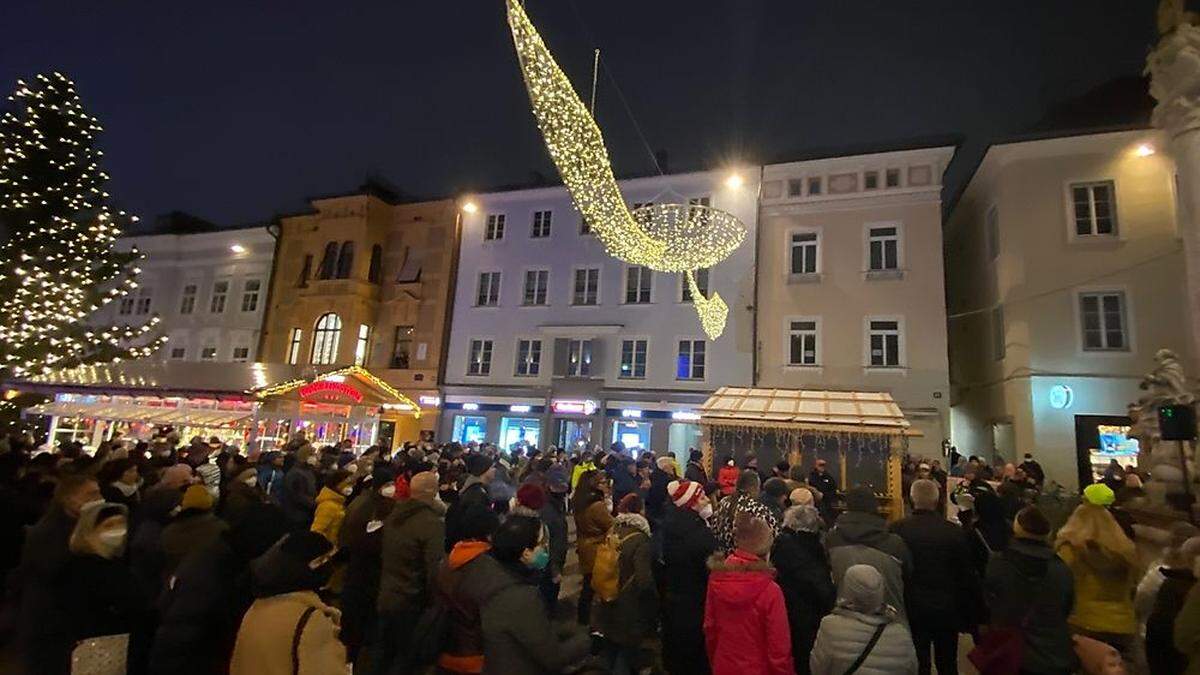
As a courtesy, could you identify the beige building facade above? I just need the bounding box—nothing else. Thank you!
[756,145,955,460]
[259,186,460,445]
[946,128,1192,490]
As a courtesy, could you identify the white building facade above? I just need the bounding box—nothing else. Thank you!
[441,169,759,462]
[91,224,276,364]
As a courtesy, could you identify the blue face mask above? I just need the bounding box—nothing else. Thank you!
[527,547,550,570]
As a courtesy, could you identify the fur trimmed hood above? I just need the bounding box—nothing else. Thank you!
[509,503,541,519]
[613,512,651,537]
[706,550,776,574]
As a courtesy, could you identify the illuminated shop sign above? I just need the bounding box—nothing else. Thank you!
[419,395,442,407]
[621,409,642,418]
[552,399,597,415]
[510,404,532,413]
[462,403,480,411]
[299,380,364,403]
[671,411,701,421]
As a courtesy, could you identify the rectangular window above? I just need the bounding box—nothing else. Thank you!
[1071,181,1117,236]
[868,320,902,367]
[201,346,218,361]
[515,338,542,376]
[135,289,152,315]
[523,269,549,306]
[119,297,134,315]
[485,214,506,241]
[391,325,413,368]
[791,231,819,274]
[287,328,303,365]
[468,339,493,375]
[788,320,819,366]
[985,205,1000,261]
[1080,291,1129,351]
[531,210,552,238]
[209,281,229,314]
[354,324,371,366]
[232,347,250,362]
[625,266,652,304]
[179,284,197,315]
[992,305,1005,361]
[619,339,648,379]
[807,177,822,195]
[169,347,186,360]
[680,269,710,302]
[566,338,592,377]
[885,168,901,188]
[477,271,501,306]
[573,268,600,305]
[864,171,879,190]
[676,339,706,380]
[688,195,711,207]
[240,279,261,312]
[787,179,804,197]
[868,226,900,271]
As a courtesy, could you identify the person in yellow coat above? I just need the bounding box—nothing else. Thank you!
[310,470,353,545]
[1054,483,1139,653]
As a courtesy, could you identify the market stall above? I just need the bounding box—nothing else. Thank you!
[699,386,918,520]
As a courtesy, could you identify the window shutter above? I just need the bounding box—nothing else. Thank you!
[553,338,570,376]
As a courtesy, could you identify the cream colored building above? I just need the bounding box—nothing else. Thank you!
[946,128,1191,490]
[756,144,955,460]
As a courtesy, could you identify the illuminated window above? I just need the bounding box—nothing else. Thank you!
[515,338,542,376]
[676,340,706,380]
[624,266,652,304]
[573,268,600,305]
[566,339,592,377]
[680,269,710,302]
[200,346,218,361]
[1071,181,1117,237]
[391,325,413,368]
[241,279,261,312]
[468,339,493,376]
[523,269,549,305]
[287,328,303,365]
[531,210,552,238]
[209,281,229,313]
[1079,292,1128,351]
[619,339,647,379]
[311,313,342,365]
[354,324,371,366]
[179,284,197,315]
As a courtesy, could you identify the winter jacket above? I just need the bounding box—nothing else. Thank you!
[570,461,596,489]
[646,468,674,522]
[717,464,739,496]
[807,469,838,504]
[889,509,981,630]
[309,487,346,544]
[539,498,569,576]
[445,480,490,552]
[221,481,267,527]
[1055,540,1137,635]
[279,465,317,528]
[809,603,916,675]
[1175,580,1200,675]
[703,550,794,675]
[772,528,835,674]
[574,498,614,576]
[61,552,152,664]
[15,503,77,672]
[435,542,507,673]
[161,509,229,577]
[194,461,221,498]
[608,458,638,499]
[826,511,911,623]
[338,491,391,661]
[479,559,591,675]
[378,497,445,613]
[685,460,709,485]
[711,491,780,554]
[984,538,1076,675]
[1146,567,1196,675]
[661,503,717,675]
[101,481,141,513]
[129,487,181,595]
[229,590,348,675]
[592,513,657,646]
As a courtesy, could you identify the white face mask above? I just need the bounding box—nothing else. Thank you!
[345,463,358,474]
[80,498,106,514]
[243,475,258,487]
[306,456,319,467]
[380,484,396,498]
[699,503,714,520]
[341,486,353,496]
[97,528,127,555]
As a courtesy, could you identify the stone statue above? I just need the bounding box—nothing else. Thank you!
[1129,349,1197,513]
[1149,1,1200,134]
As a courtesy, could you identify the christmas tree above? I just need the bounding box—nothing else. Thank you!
[0,72,163,379]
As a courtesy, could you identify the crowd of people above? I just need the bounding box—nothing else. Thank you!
[0,430,1199,675]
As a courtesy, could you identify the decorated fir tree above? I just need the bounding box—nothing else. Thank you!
[0,72,163,379]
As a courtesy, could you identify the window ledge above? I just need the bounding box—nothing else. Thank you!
[864,270,905,281]
[1069,235,1123,247]
[519,303,550,308]
[787,272,823,284]
[784,364,823,371]
[1080,348,1133,355]
[863,366,908,375]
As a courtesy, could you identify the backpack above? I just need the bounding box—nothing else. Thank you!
[590,530,639,602]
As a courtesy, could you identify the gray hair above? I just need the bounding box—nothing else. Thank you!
[910,478,940,511]
[783,505,822,533]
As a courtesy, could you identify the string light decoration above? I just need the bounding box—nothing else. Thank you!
[251,365,421,417]
[0,72,164,379]
[505,0,746,338]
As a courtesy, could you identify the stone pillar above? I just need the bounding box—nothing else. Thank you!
[1150,22,1200,362]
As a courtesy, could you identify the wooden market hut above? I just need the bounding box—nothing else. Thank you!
[699,386,919,520]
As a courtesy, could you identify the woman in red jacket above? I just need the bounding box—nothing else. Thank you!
[703,512,794,675]
[717,459,739,498]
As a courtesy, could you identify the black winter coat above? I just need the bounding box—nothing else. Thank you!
[684,461,708,485]
[16,505,77,674]
[890,510,983,630]
[984,538,1076,675]
[660,504,716,675]
[61,553,152,674]
[444,481,490,552]
[1145,567,1196,675]
[279,465,317,527]
[646,468,673,522]
[771,527,835,675]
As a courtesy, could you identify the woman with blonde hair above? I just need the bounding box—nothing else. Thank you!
[1055,483,1138,651]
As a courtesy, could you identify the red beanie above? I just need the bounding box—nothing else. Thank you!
[516,482,546,510]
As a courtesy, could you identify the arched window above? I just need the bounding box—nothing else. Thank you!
[310,313,342,364]
[336,241,355,279]
[318,242,338,280]
[367,244,383,284]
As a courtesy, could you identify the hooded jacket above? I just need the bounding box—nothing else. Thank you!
[309,486,347,544]
[809,565,917,675]
[984,538,1075,675]
[592,513,657,646]
[826,511,911,623]
[378,497,445,613]
[479,559,591,675]
[436,542,509,673]
[1055,539,1137,635]
[703,550,794,675]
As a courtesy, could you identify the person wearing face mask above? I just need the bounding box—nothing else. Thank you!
[15,472,103,674]
[222,466,270,527]
[99,458,142,512]
[592,495,657,675]
[339,464,397,671]
[311,469,354,545]
[230,531,348,674]
[62,501,152,673]
[280,444,320,530]
[478,515,592,675]
[661,480,718,675]
[162,484,230,578]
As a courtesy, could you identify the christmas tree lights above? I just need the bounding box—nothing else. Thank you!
[0,72,164,379]
[506,0,746,338]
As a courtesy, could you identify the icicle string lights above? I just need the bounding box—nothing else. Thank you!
[505,0,746,338]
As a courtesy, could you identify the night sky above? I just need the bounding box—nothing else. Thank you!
[0,1,1160,226]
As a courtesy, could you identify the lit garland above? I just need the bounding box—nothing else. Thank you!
[506,0,746,338]
[251,365,421,417]
[0,72,164,378]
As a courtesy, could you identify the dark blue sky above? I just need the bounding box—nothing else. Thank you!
[0,1,1159,225]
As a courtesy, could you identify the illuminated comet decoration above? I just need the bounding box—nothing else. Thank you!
[505,0,746,339]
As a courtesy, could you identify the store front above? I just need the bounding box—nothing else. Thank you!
[440,391,549,448]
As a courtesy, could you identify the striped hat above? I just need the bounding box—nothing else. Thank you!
[668,480,703,510]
